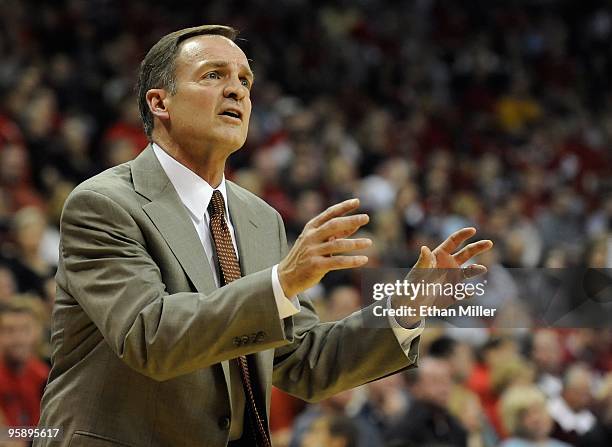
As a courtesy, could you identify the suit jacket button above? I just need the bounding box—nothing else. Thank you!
[218,416,231,430]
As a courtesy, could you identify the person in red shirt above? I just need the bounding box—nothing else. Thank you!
[468,336,520,437]
[0,298,49,427]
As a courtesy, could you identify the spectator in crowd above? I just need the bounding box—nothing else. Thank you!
[449,390,494,447]
[301,414,358,447]
[500,385,570,447]
[429,336,475,384]
[38,115,97,191]
[270,386,307,447]
[468,336,520,436]
[1,207,55,299]
[386,357,467,447]
[564,329,612,372]
[0,144,44,215]
[324,285,362,322]
[584,234,611,268]
[537,188,585,256]
[102,95,149,157]
[577,372,612,447]
[289,389,384,447]
[491,357,536,399]
[0,298,49,427]
[495,74,542,136]
[358,375,409,437]
[530,330,564,398]
[548,364,597,444]
[0,267,16,304]
[429,336,498,447]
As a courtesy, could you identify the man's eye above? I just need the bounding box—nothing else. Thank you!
[241,79,250,88]
[204,72,220,79]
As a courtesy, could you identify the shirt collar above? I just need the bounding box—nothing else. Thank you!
[152,142,230,222]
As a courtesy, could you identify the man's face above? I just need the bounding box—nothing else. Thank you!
[520,402,553,441]
[0,312,38,365]
[532,330,562,373]
[449,342,475,382]
[0,268,16,303]
[301,419,348,447]
[565,373,593,411]
[302,419,331,447]
[413,360,453,408]
[164,35,253,156]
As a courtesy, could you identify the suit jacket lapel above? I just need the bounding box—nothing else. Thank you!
[132,146,217,295]
[131,147,233,400]
[226,182,262,275]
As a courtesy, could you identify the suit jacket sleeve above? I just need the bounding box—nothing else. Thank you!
[271,211,420,402]
[59,188,291,381]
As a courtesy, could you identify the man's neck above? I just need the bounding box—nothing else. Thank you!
[152,137,226,188]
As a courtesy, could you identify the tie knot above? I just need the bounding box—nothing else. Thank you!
[208,190,226,218]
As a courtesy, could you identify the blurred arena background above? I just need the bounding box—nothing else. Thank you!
[0,0,611,446]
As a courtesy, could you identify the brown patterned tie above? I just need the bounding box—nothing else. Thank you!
[208,190,271,447]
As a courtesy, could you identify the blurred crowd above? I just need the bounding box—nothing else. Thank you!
[0,0,610,446]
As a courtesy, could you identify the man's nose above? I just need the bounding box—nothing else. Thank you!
[223,75,247,100]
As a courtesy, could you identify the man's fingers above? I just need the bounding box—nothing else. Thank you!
[409,246,440,285]
[414,246,436,268]
[445,263,488,284]
[315,214,369,241]
[438,227,477,253]
[453,240,493,265]
[463,264,488,278]
[314,238,372,256]
[317,255,369,271]
[332,225,364,240]
[307,198,361,229]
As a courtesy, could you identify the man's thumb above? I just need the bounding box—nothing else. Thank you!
[414,246,434,268]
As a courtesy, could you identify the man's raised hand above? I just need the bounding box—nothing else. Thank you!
[278,198,372,298]
[393,227,494,327]
[419,227,493,275]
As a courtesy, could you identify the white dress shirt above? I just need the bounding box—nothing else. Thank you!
[151,142,423,437]
[152,143,300,318]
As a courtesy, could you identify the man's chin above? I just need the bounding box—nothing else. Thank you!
[175,131,247,156]
[215,140,244,156]
[215,134,247,154]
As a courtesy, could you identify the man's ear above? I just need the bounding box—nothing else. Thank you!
[146,89,170,121]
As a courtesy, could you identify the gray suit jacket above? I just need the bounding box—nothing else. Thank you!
[35,146,419,447]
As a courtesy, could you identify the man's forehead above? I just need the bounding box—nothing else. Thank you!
[178,34,248,66]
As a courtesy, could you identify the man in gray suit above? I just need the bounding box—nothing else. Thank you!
[36,25,492,446]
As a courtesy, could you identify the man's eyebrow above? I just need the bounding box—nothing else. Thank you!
[199,60,255,82]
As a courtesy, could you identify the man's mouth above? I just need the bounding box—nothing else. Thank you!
[219,109,242,120]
